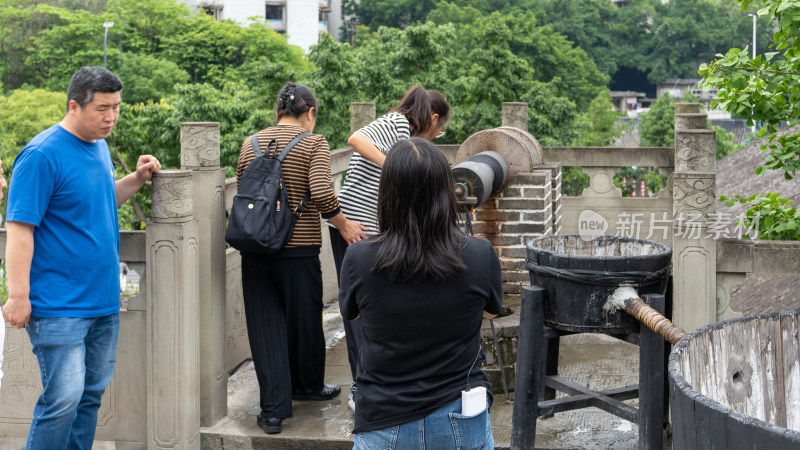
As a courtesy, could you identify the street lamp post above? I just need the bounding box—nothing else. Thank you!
[103,21,115,69]
[747,13,757,132]
[748,13,756,59]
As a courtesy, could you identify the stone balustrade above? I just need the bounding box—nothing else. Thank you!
[0,101,798,447]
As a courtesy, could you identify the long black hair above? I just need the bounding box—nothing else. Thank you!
[371,137,466,283]
[276,82,317,120]
[391,86,450,136]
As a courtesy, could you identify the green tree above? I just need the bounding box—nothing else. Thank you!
[639,93,675,147]
[700,0,800,241]
[527,0,620,77]
[701,0,800,178]
[573,92,623,146]
[120,53,190,104]
[352,0,439,29]
[306,34,365,150]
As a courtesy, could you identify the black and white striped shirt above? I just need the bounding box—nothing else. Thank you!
[335,112,411,234]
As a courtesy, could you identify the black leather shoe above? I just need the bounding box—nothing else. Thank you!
[292,383,341,401]
[257,415,282,434]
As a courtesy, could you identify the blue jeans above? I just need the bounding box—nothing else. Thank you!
[25,314,120,450]
[354,397,494,450]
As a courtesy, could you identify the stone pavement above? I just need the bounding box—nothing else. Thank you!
[201,301,672,450]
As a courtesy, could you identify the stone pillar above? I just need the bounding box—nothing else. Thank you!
[147,170,201,450]
[502,102,528,131]
[350,102,376,134]
[675,102,702,114]
[672,111,717,332]
[180,122,227,427]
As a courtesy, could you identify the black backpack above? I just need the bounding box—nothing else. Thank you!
[225,132,312,254]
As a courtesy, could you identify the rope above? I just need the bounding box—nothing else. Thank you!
[625,297,686,345]
[526,260,671,287]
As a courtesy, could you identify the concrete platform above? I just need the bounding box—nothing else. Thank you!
[201,302,672,449]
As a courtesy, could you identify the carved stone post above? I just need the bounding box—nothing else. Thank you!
[672,114,717,333]
[147,170,201,450]
[180,122,226,426]
[350,102,376,135]
[674,113,707,133]
[674,102,702,114]
[502,102,528,131]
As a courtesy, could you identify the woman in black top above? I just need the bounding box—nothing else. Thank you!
[339,137,502,449]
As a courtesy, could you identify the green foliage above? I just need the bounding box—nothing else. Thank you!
[721,193,800,240]
[701,0,800,240]
[561,167,589,197]
[613,166,667,197]
[524,0,621,77]
[0,0,308,96]
[306,34,364,150]
[304,20,580,149]
[701,0,800,180]
[354,0,439,29]
[120,53,189,104]
[710,123,740,160]
[0,88,66,183]
[572,92,623,146]
[638,93,675,147]
[0,88,66,149]
[109,81,273,178]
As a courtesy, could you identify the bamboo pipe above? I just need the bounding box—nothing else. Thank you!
[605,287,686,345]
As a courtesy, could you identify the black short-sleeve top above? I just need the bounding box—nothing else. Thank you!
[338,236,503,433]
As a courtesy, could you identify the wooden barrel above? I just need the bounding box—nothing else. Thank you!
[669,310,800,449]
[526,235,672,333]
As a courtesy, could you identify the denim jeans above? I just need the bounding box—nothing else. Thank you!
[25,314,120,450]
[354,397,494,450]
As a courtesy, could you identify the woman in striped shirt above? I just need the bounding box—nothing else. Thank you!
[237,82,367,435]
[329,85,450,411]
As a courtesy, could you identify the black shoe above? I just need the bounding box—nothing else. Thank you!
[292,383,341,401]
[257,415,282,434]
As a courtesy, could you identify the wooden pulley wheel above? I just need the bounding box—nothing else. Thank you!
[456,127,543,177]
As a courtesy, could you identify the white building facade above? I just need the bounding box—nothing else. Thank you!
[183,0,341,52]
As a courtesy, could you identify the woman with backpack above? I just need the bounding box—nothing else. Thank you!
[235,82,367,435]
[328,85,450,411]
[339,137,501,449]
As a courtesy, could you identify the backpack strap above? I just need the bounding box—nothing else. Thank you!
[250,134,278,158]
[277,132,313,217]
[277,132,312,161]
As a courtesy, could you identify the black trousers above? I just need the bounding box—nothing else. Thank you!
[241,252,326,418]
[329,227,364,382]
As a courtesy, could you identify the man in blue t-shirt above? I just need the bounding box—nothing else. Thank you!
[3,66,161,450]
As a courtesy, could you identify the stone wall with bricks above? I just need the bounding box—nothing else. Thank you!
[470,165,562,296]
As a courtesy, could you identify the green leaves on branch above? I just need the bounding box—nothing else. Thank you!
[700,0,800,180]
[720,193,800,240]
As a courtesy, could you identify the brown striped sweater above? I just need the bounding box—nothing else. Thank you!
[236,124,340,255]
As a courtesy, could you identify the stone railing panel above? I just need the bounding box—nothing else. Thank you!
[225,248,250,372]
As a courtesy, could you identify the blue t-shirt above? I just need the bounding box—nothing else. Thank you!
[7,124,120,318]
